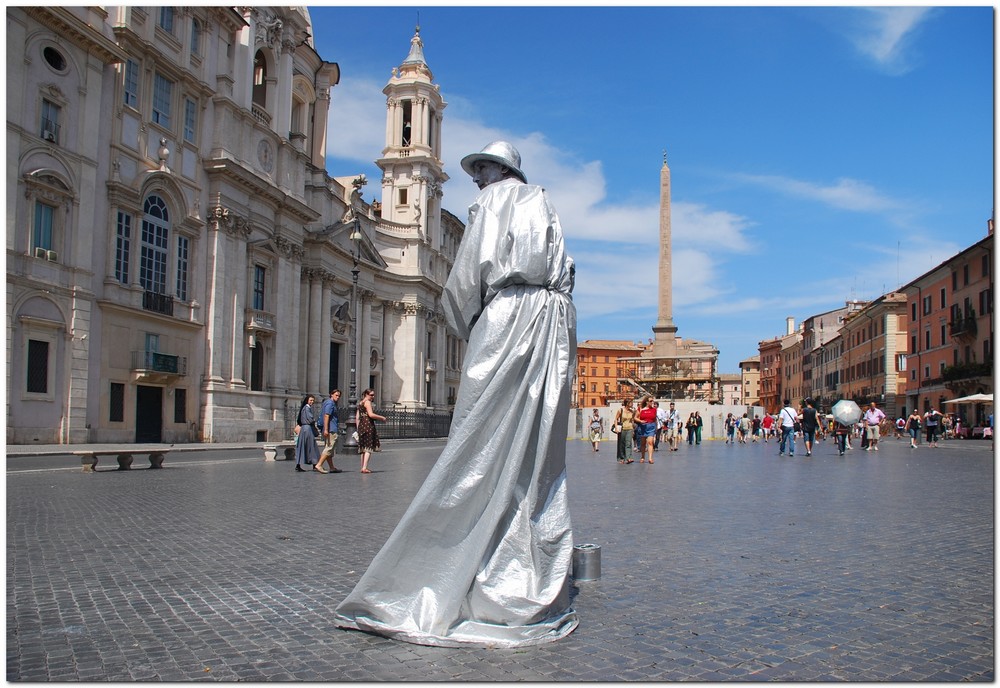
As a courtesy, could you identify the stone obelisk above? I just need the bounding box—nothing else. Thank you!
[650,150,678,357]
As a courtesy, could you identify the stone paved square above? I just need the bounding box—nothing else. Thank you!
[6,436,994,680]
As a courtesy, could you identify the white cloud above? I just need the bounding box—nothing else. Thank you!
[328,76,758,317]
[673,203,756,252]
[847,7,935,75]
[327,77,387,162]
[732,172,905,215]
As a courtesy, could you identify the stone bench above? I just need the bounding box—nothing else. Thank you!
[73,448,170,473]
[262,441,296,462]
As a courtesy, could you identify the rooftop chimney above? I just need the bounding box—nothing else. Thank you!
[786,317,795,335]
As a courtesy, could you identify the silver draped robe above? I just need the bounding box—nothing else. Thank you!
[334,177,578,647]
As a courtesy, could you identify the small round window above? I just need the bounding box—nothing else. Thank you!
[42,46,67,72]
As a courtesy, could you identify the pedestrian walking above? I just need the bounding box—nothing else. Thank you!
[737,413,750,444]
[635,396,657,463]
[905,409,922,448]
[356,388,385,473]
[315,389,343,473]
[778,399,797,457]
[665,401,682,451]
[923,408,942,447]
[294,394,319,472]
[761,413,773,442]
[863,402,886,451]
[653,401,667,451]
[588,408,604,452]
[801,398,820,456]
[833,420,850,456]
[614,398,636,464]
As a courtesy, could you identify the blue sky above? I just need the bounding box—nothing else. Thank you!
[310,5,994,372]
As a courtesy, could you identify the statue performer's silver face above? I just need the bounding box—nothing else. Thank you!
[471,160,507,190]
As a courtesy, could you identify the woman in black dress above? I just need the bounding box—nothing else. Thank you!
[357,388,386,473]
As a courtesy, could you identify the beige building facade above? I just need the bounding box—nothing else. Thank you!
[836,292,909,418]
[7,7,463,444]
[738,355,760,406]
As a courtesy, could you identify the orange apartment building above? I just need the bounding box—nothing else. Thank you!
[758,319,799,413]
[901,230,993,426]
[575,339,645,408]
[758,337,783,414]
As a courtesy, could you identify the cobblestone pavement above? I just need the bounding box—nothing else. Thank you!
[7,435,994,681]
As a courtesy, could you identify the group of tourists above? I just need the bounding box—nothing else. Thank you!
[599,397,706,465]
[293,388,385,474]
[594,397,959,461]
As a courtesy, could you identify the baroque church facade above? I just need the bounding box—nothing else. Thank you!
[7,7,465,444]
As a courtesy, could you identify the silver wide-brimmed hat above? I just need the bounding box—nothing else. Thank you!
[460,141,527,183]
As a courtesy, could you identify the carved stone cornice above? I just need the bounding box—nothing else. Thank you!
[207,205,252,239]
[273,235,304,262]
[231,214,252,239]
[301,267,338,283]
[23,7,129,65]
[413,175,443,198]
[207,205,231,232]
[390,300,434,317]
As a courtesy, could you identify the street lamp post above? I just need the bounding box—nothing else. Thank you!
[342,219,363,449]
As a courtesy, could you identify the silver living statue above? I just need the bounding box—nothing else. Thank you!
[335,141,578,647]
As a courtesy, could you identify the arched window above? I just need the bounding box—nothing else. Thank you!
[252,50,267,108]
[140,195,170,296]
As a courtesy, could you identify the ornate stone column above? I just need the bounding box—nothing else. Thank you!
[307,270,323,393]
[205,206,232,384]
[318,271,333,393]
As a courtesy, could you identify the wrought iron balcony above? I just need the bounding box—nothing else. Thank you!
[131,351,187,376]
[949,314,978,338]
[142,290,174,316]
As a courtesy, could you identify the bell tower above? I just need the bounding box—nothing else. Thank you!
[375,25,448,237]
[373,26,449,410]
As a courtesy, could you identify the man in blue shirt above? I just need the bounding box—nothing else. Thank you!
[315,389,342,473]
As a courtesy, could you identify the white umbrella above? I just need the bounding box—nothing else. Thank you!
[831,399,862,426]
[943,393,993,404]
